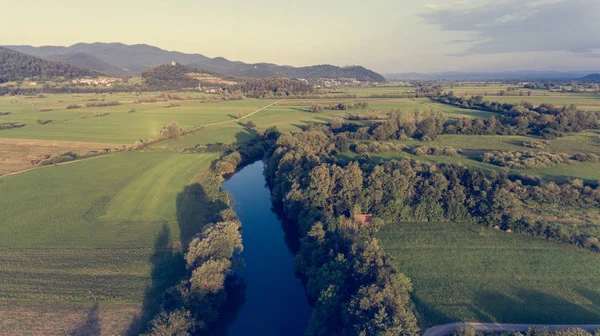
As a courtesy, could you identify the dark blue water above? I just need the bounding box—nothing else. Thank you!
[222,161,311,336]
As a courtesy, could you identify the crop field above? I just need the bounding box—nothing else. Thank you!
[378,222,600,327]
[0,93,275,143]
[0,151,217,334]
[157,104,356,148]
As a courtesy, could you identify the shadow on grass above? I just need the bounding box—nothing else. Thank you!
[70,301,100,336]
[176,183,228,249]
[474,289,600,323]
[126,224,186,335]
[235,128,258,144]
[412,295,454,328]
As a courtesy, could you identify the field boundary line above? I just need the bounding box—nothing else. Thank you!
[191,100,281,129]
[423,323,600,336]
[0,153,109,179]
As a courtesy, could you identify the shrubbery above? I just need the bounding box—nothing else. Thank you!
[85,101,121,108]
[39,152,78,166]
[352,141,407,154]
[0,122,25,130]
[412,146,459,156]
[481,151,598,169]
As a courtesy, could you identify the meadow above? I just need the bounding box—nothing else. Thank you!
[378,222,600,327]
[0,93,274,143]
[0,151,217,334]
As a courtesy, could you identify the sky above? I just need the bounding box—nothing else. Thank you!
[2,0,599,73]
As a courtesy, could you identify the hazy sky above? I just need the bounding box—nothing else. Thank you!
[2,0,599,73]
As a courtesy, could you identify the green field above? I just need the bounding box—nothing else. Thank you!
[0,151,217,334]
[0,94,274,143]
[378,222,600,327]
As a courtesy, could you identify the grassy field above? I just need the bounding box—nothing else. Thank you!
[0,93,274,143]
[378,222,600,327]
[0,151,217,334]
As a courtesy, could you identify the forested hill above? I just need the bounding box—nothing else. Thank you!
[0,47,98,83]
[581,73,600,83]
[4,43,385,81]
[141,64,239,89]
[45,52,126,77]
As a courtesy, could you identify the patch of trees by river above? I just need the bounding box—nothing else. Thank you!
[263,126,600,335]
[144,134,278,335]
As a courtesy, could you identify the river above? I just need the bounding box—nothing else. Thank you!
[222,161,312,335]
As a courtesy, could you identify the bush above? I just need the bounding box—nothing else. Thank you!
[413,146,458,156]
[146,309,195,336]
[481,150,582,169]
[66,104,81,109]
[39,152,78,166]
[310,105,324,113]
[160,121,182,139]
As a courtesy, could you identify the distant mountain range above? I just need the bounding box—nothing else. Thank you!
[385,71,599,81]
[580,73,600,83]
[3,43,385,82]
[45,52,127,77]
[0,47,98,83]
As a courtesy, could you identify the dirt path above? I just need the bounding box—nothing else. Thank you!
[0,154,109,179]
[423,323,600,336]
[0,101,281,179]
[195,100,281,128]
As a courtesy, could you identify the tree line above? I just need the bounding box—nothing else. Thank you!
[225,77,313,98]
[328,97,598,144]
[432,92,600,138]
[145,133,279,335]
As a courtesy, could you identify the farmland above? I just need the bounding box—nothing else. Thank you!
[0,93,273,143]
[0,81,599,334]
[378,222,600,327]
[0,151,217,334]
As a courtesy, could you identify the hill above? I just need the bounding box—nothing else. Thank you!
[0,47,98,83]
[4,43,384,81]
[142,63,239,89]
[580,73,600,83]
[45,52,126,77]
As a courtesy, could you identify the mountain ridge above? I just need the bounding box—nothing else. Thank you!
[45,52,127,77]
[4,43,384,81]
[0,47,99,83]
[385,71,600,81]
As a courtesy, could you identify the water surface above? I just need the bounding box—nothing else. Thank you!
[222,161,311,335]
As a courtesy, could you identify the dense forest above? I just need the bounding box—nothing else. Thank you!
[0,47,98,83]
[260,120,600,334]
